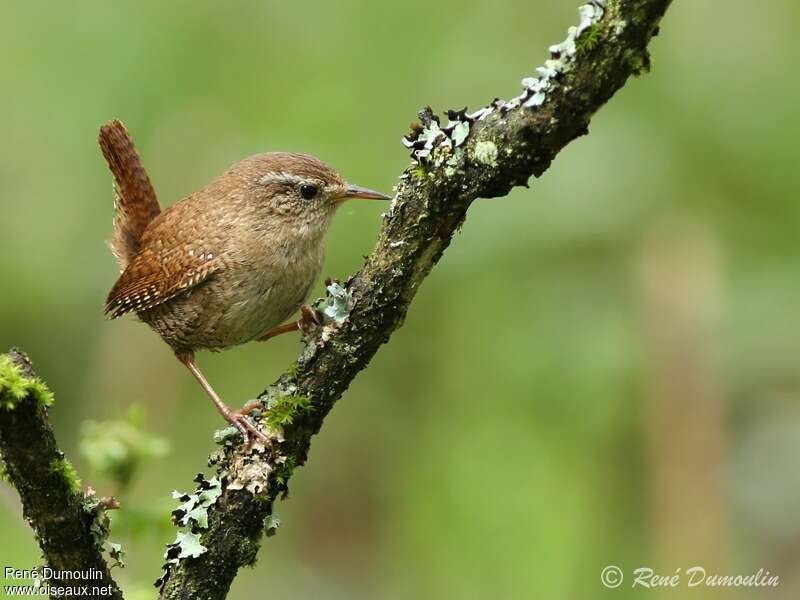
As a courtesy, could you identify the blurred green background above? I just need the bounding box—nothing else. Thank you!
[1,1,799,598]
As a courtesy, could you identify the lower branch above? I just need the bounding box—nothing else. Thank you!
[0,350,122,599]
[159,0,673,599]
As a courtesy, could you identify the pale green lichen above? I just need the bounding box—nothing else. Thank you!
[263,514,281,537]
[50,457,82,495]
[213,425,240,446]
[577,1,604,36]
[444,150,464,177]
[171,476,222,531]
[83,488,125,568]
[474,141,498,167]
[170,531,206,559]
[413,122,446,159]
[157,474,222,588]
[0,353,54,410]
[227,454,273,495]
[402,0,609,165]
[321,282,353,325]
[106,542,125,568]
[452,121,470,147]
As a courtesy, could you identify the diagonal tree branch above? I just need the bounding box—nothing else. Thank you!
[158,1,673,598]
[0,349,123,599]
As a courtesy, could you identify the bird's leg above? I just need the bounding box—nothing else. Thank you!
[257,305,323,341]
[257,321,299,342]
[176,352,269,445]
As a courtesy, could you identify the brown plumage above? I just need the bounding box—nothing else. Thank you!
[99,120,161,267]
[99,120,390,444]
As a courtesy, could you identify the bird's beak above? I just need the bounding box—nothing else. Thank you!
[339,183,392,202]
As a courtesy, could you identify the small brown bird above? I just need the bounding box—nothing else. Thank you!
[99,120,389,444]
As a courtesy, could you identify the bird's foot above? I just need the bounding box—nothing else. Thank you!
[225,402,269,447]
[176,351,270,448]
[299,304,323,336]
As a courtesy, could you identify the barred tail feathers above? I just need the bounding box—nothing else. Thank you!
[98,120,160,268]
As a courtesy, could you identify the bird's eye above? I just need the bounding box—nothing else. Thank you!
[299,183,318,200]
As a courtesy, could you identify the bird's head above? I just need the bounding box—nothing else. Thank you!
[229,152,390,235]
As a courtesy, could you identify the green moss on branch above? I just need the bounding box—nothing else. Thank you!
[0,352,54,409]
[49,457,83,496]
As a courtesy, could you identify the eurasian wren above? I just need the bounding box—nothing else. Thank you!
[99,120,389,444]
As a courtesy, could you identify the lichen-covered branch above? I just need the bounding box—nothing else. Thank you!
[158,1,673,598]
[0,350,123,599]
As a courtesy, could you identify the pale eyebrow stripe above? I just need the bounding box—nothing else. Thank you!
[257,172,306,186]
[257,172,337,195]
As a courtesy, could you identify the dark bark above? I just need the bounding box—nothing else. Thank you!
[0,349,123,600]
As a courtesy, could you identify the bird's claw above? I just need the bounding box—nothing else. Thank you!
[227,408,269,448]
[299,304,323,336]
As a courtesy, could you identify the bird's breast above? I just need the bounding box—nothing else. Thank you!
[205,236,324,347]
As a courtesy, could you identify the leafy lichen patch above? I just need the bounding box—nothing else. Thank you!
[227,454,274,495]
[401,0,608,167]
[213,425,240,446]
[263,514,281,537]
[170,531,206,559]
[170,476,222,530]
[157,473,222,590]
[452,121,470,147]
[83,487,125,568]
[208,384,310,502]
[321,281,353,326]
